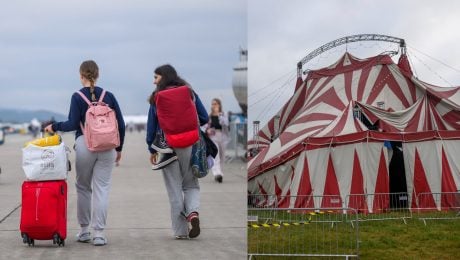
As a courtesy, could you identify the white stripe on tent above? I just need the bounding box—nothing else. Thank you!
[307,147,330,207]
[362,65,383,102]
[443,140,460,192]
[351,69,363,101]
[364,142,387,213]
[288,152,307,208]
[331,143,357,208]
[388,63,415,106]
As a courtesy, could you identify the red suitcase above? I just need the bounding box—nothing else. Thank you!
[20,180,67,246]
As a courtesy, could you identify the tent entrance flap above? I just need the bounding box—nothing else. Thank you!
[389,141,408,209]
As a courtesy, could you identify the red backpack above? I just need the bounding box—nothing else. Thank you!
[155,86,199,148]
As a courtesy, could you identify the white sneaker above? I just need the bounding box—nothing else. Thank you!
[93,237,107,246]
[76,232,91,243]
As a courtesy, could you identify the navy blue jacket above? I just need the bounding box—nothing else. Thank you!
[52,86,126,152]
[146,91,208,154]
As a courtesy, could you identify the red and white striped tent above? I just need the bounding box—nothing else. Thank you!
[248,52,460,212]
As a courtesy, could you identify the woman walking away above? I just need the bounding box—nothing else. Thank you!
[146,64,208,239]
[45,60,125,246]
[206,98,229,183]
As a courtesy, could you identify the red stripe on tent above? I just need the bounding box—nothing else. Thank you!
[441,147,458,209]
[407,78,417,104]
[373,148,389,213]
[404,97,425,132]
[442,111,460,130]
[248,146,271,179]
[321,154,342,208]
[357,67,372,102]
[257,181,270,207]
[306,76,335,105]
[305,78,320,100]
[427,87,459,102]
[267,119,275,136]
[397,54,413,77]
[294,77,303,92]
[344,71,353,101]
[379,119,401,133]
[295,157,314,208]
[357,103,379,124]
[396,54,417,103]
[279,125,327,146]
[428,100,448,130]
[257,129,270,143]
[309,54,393,79]
[290,113,337,125]
[324,105,350,137]
[412,149,436,209]
[280,88,307,133]
[426,99,433,130]
[306,87,346,112]
[411,188,418,210]
[274,175,290,208]
[348,149,368,213]
[366,65,410,108]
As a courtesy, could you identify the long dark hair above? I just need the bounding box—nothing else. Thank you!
[149,64,189,105]
[211,98,223,114]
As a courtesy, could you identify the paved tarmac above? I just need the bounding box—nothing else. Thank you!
[0,132,247,259]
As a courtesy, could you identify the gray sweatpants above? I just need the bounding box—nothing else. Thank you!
[162,146,200,237]
[75,135,116,231]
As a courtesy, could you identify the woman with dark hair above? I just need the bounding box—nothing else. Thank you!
[45,60,125,246]
[146,64,209,239]
[206,98,229,183]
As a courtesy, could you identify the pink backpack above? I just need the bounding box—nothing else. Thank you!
[77,89,120,152]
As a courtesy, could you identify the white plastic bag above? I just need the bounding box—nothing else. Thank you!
[22,142,69,181]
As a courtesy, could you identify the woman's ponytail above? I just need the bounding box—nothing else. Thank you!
[80,60,99,102]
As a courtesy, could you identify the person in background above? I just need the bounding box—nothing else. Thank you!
[206,98,229,183]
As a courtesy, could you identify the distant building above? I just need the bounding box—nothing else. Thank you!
[124,115,148,132]
[232,48,247,116]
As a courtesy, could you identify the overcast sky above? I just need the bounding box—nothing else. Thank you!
[0,0,246,117]
[249,0,460,134]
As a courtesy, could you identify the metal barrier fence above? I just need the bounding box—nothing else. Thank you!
[249,193,412,224]
[415,191,460,225]
[247,192,460,258]
[227,122,247,162]
[248,208,359,259]
[248,194,278,223]
[248,194,342,209]
[345,193,412,224]
[247,207,359,259]
[248,191,460,224]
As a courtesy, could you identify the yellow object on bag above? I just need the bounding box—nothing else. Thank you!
[25,134,62,147]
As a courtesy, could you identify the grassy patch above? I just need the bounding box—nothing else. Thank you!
[248,211,460,259]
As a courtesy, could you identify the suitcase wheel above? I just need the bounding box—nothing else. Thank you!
[22,234,34,247]
[53,233,65,247]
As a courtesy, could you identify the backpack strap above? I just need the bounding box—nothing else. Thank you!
[77,89,106,105]
[77,91,92,106]
[99,89,107,103]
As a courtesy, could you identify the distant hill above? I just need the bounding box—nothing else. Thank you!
[0,108,66,123]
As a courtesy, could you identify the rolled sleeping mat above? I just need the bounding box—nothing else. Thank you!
[25,134,61,147]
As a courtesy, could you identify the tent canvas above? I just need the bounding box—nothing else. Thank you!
[248,51,460,212]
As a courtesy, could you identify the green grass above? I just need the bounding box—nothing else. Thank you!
[248,211,460,259]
